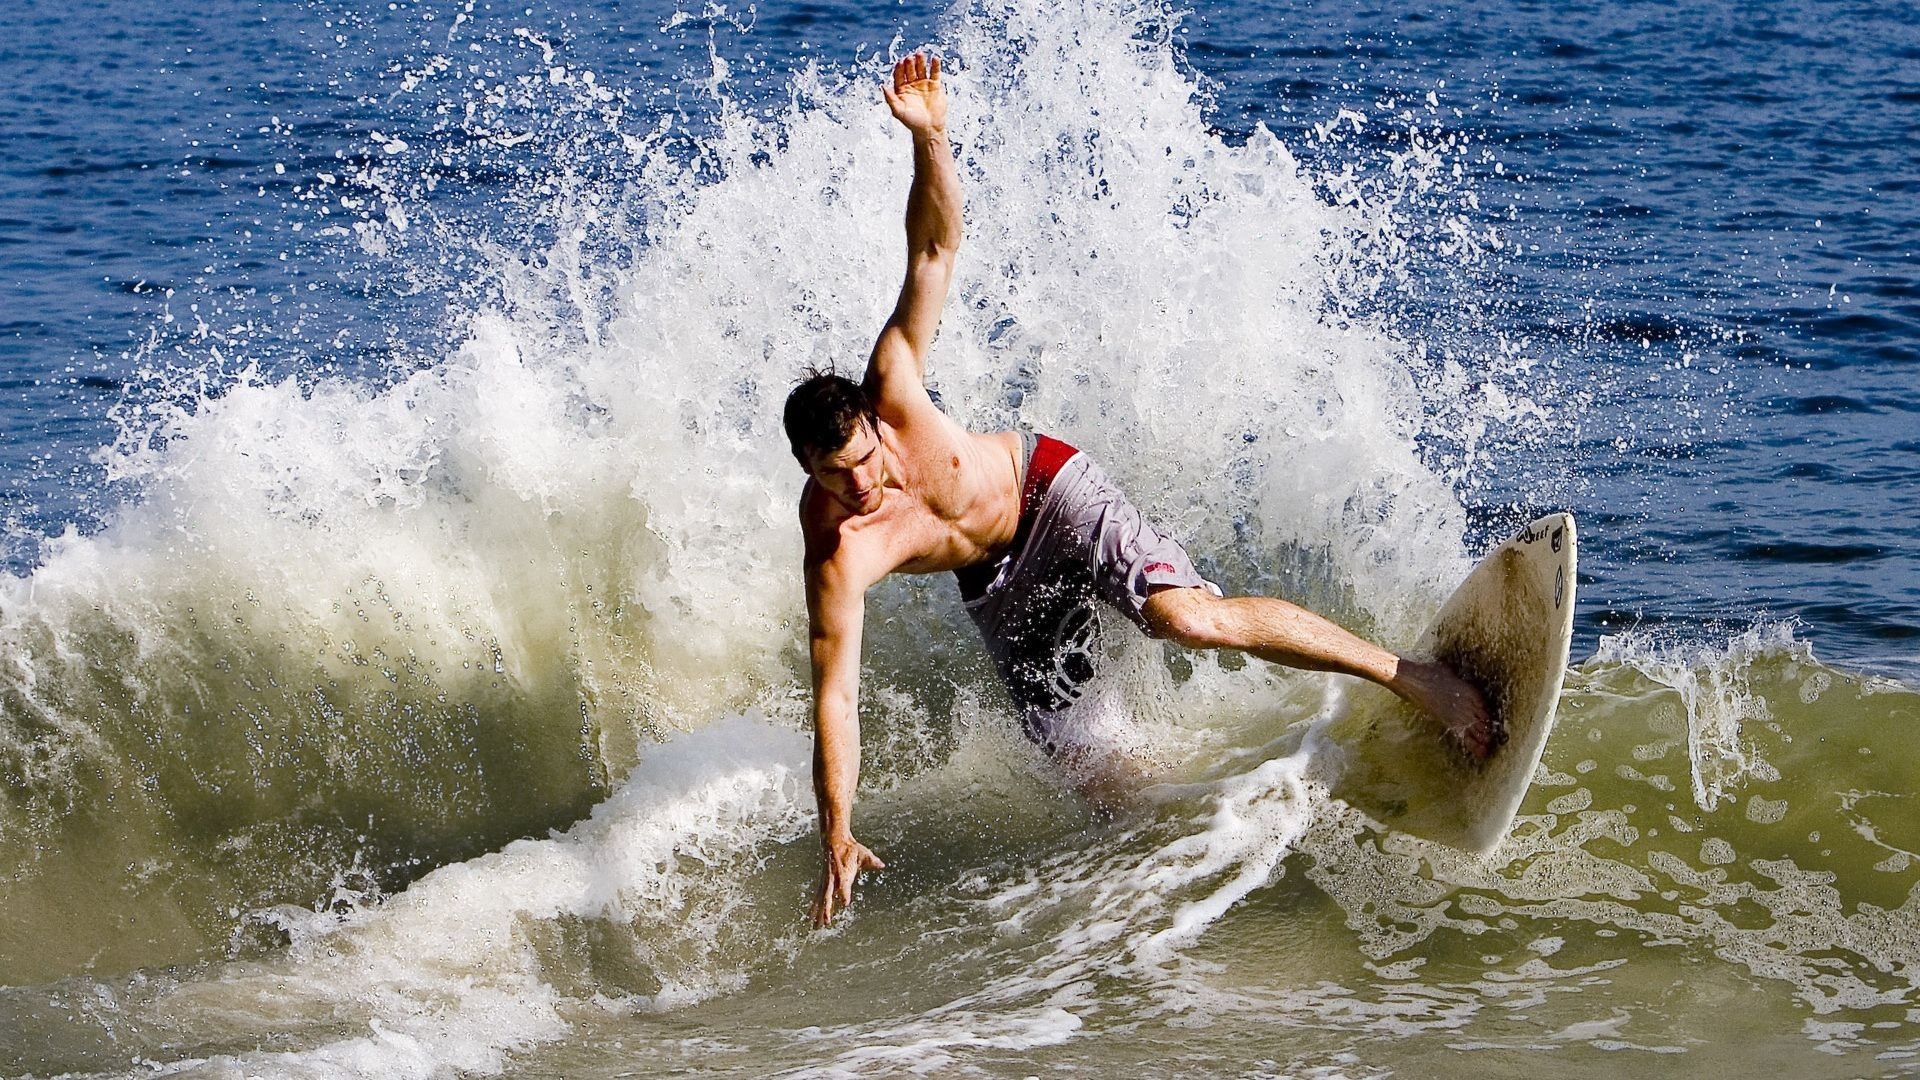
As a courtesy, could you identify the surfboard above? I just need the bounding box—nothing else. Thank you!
[1321,513,1578,855]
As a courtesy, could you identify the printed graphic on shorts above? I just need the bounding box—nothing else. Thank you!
[1039,596,1100,709]
[996,571,1103,716]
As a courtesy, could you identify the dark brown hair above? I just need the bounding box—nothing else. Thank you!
[783,371,877,463]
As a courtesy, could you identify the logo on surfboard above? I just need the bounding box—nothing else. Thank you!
[1516,518,1566,555]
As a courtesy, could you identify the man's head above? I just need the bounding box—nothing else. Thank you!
[784,371,886,514]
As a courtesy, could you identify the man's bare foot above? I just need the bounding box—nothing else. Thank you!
[1393,659,1502,760]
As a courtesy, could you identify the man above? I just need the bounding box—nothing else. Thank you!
[787,53,1495,927]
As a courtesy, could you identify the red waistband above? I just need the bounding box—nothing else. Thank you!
[1021,434,1079,519]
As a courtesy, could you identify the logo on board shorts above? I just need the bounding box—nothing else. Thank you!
[1043,599,1101,708]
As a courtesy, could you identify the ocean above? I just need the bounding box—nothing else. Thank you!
[2,0,1916,1075]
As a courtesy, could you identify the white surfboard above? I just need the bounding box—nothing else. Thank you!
[1322,513,1578,855]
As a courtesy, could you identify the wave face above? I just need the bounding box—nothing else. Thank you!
[2,0,1916,1076]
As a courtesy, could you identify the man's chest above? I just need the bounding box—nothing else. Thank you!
[866,494,972,573]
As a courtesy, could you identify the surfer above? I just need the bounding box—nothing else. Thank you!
[790,53,1497,927]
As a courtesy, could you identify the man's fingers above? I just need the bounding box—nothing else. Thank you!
[895,51,937,87]
[814,841,883,928]
[887,51,941,99]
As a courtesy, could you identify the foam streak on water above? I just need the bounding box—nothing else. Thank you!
[23,717,812,1078]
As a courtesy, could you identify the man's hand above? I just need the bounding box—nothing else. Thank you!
[883,52,946,137]
[811,831,885,927]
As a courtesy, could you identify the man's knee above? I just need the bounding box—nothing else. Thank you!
[1143,587,1228,650]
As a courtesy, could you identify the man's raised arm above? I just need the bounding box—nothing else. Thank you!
[865,52,961,422]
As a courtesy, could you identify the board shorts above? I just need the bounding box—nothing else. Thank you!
[955,432,1216,754]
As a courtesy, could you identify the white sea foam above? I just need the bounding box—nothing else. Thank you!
[141,713,812,1078]
[1592,621,1803,811]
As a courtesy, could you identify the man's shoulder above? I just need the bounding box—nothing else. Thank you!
[883,406,1006,470]
[797,484,871,571]
[796,481,841,546]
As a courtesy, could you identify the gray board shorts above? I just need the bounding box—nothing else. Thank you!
[956,431,1216,753]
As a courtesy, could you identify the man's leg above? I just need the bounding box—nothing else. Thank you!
[1140,586,1499,759]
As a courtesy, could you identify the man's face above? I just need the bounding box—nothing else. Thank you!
[804,420,887,515]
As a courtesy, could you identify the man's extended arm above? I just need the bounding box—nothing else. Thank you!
[805,550,886,927]
[865,52,960,421]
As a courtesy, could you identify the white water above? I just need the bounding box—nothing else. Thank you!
[129,714,811,1078]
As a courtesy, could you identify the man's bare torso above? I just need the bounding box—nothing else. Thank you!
[800,418,1024,578]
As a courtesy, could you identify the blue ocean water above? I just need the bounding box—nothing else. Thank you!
[3,1,1919,1077]
[1193,0,1920,668]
